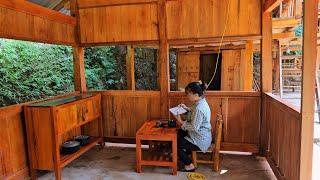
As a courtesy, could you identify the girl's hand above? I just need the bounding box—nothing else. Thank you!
[173,114,183,124]
[178,104,190,111]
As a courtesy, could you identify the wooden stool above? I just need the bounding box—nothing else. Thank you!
[192,114,223,172]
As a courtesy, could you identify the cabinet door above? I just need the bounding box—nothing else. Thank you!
[56,104,82,135]
[82,96,101,123]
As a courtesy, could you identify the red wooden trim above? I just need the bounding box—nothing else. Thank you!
[0,0,76,26]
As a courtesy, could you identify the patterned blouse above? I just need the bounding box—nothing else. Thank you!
[181,97,212,152]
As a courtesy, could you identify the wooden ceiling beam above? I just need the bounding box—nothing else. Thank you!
[272,18,301,28]
[272,31,296,39]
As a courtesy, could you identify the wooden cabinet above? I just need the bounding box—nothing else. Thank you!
[24,93,103,180]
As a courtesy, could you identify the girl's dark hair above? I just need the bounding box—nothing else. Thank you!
[185,80,208,97]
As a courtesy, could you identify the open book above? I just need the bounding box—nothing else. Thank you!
[169,106,187,115]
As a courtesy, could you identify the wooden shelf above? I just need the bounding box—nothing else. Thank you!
[60,136,102,168]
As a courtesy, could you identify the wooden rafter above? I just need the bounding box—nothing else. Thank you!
[264,0,284,12]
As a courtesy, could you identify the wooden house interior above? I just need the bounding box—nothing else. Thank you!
[0,0,318,180]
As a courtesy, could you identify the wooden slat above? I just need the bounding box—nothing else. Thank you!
[300,0,318,179]
[0,0,76,25]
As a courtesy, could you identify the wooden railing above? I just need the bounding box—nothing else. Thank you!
[263,93,301,180]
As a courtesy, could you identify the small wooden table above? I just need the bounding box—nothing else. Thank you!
[136,120,177,175]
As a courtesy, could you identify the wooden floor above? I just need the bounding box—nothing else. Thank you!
[37,143,276,180]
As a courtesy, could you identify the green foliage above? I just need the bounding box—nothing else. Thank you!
[134,48,158,90]
[84,45,128,90]
[0,40,161,107]
[0,39,74,107]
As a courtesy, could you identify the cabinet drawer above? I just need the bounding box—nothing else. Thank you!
[55,95,101,135]
[56,104,82,135]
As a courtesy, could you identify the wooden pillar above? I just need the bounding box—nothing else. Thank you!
[274,41,281,94]
[300,0,318,179]
[73,46,87,92]
[260,11,273,154]
[240,40,254,91]
[158,0,170,118]
[126,45,135,90]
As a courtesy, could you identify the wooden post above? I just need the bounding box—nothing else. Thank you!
[72,46,87,92]
[158,0,170,118]
[240,40,254,91]
[300,0,318,179]
[260,12,273,154]
[126,45,135,90]
[274,41,281,94]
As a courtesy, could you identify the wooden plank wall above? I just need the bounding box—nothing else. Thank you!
[0,92,80,179]
[100,91,161,137]
[77,0,261,45]
[263,93,301,180]
[0,0,76,45]
[78,1,159,44]
[169,91,261,152]
[166,0,261,40]
[99,90,260,152]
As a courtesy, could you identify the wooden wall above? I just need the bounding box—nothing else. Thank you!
[78,1,159,44]
[77,0,261,45]
[0,105,28,179]
[98,90,260,153]
[0,92,80,179]
[101,91,161,137]
[166,0,261,40]
[169,91,261,152]
[263,93,301,180]
[0,0,76,45]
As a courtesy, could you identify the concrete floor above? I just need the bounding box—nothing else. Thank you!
[38,143,276,180]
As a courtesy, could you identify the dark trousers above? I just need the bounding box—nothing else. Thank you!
[177,129,200,166]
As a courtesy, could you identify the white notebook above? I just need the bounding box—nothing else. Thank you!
[169,106,187,115]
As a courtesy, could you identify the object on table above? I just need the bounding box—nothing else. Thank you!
[61,141,81,154]
[75,135,91,146]
[156,120,164,128]
[168,119,177,128]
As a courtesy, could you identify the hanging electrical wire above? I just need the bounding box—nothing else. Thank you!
[207,0,231,87]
